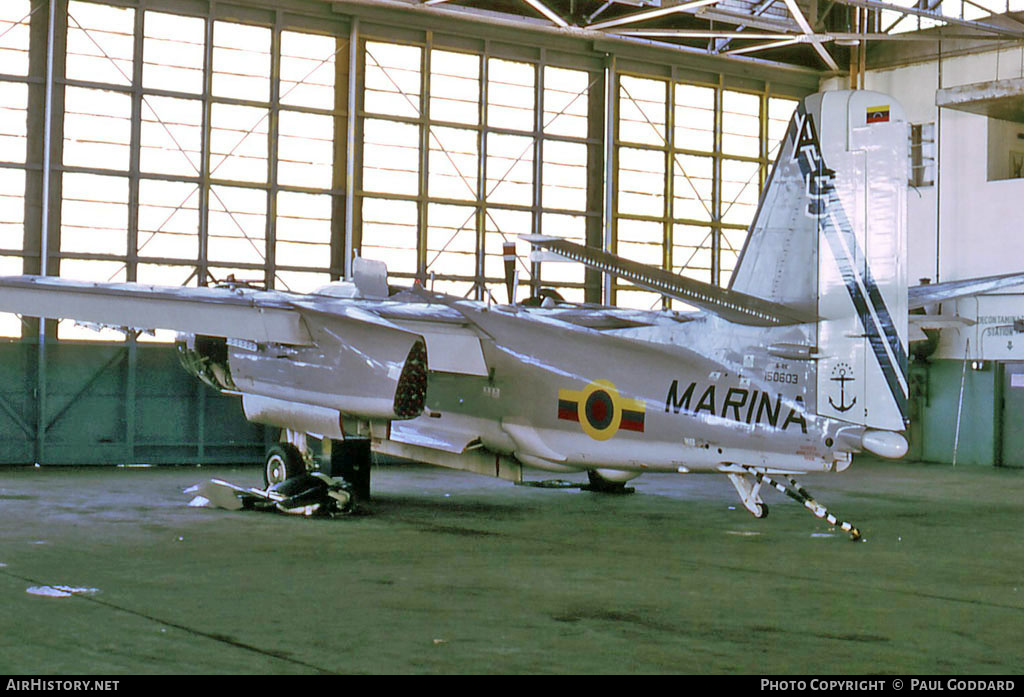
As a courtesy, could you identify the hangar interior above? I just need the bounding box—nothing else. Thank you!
[1,0,1024,467]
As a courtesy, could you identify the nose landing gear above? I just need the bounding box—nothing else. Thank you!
[727,467,862,541]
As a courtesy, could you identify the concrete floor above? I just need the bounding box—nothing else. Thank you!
[0,458,1022,675]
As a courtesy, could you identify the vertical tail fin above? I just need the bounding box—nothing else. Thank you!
[732,91,908,431]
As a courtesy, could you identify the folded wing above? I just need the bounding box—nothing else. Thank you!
[0,275,312,344]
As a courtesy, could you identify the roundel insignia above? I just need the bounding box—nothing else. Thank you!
[558,380,645,441]
[584,389,614,431]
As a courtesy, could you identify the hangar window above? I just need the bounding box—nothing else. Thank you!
[0,170,25,338]
[210,104,269,185]
[361,41,423,277]
[722,90,760,158]
[275,190,333,291]
[768,96,799,159]
[615,78,796,309]
[136,9,207,321]
[544,67,589,139]
[279,110,335,190]
[356,40,595,303]
[363,117,419,197]
[616,75,668,310]
[675,83,715,151]
[0,254,24,338]
[0,83,27,248]
[365,40,422,118]
[718,90,763,284]
[433,125,479,201]
[0,168,25,251]
[142,12,204,94]
[619,75,666,147]
[430,49,479,126]
[58,172,130,340]
[278,111,336,284]
[0,1,31,77]
[13,4,812,342]
[542,140,588,219]
[63,86,132,170]
[137,180,200,261]
[672,83,716,296]
[425,50,481,298]
[0,70,28,165]
[212,21,271,102]
[537,67,591,300]
[363,196,418,276]
[488,58,535,132]
[66,1,134,86]
[48,3,344,341]
[0,1,31,338]
[427,202,477,295]
[208,185,267,268]
[60,1,136,341]
[281,31,337,111]
[671,164,714,288]
[139,96,203,177]
[486,131,533,206]
[481,57,536,302]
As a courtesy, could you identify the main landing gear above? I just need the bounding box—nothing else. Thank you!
[263,433,373,503]
[264,443,306,487]
[727,466,862,541]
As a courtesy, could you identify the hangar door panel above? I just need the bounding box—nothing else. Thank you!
[1001,363,1024,468]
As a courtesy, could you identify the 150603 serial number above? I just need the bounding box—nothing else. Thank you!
[764,371,799,384]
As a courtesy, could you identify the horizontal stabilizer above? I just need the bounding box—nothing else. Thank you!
[909,272,1024,309]
[0,276,312,344]
[521,235,816,326]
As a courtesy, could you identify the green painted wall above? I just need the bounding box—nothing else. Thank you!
[0,342,266,466]
[907,359,1005,466]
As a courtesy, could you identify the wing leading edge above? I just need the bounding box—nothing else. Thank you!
[909,272,1024,310]
[0,275,312,345]
[522,235,817,326]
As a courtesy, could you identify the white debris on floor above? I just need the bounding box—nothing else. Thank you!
[26,585,100,598]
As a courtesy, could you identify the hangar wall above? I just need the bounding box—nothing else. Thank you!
[0,0,817,464]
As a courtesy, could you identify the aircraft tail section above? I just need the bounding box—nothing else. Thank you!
[733,90,909,431]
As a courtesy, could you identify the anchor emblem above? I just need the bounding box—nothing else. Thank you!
[828,362,857,413]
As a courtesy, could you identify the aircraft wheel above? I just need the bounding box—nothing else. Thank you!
[264,443,306,488]
[754,503,769,519]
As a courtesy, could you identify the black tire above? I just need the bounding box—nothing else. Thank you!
[264,443,306,488]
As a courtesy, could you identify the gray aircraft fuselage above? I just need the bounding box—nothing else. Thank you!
[195,291,853,479]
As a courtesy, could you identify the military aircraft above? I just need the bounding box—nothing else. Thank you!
[2,89,1022,539]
